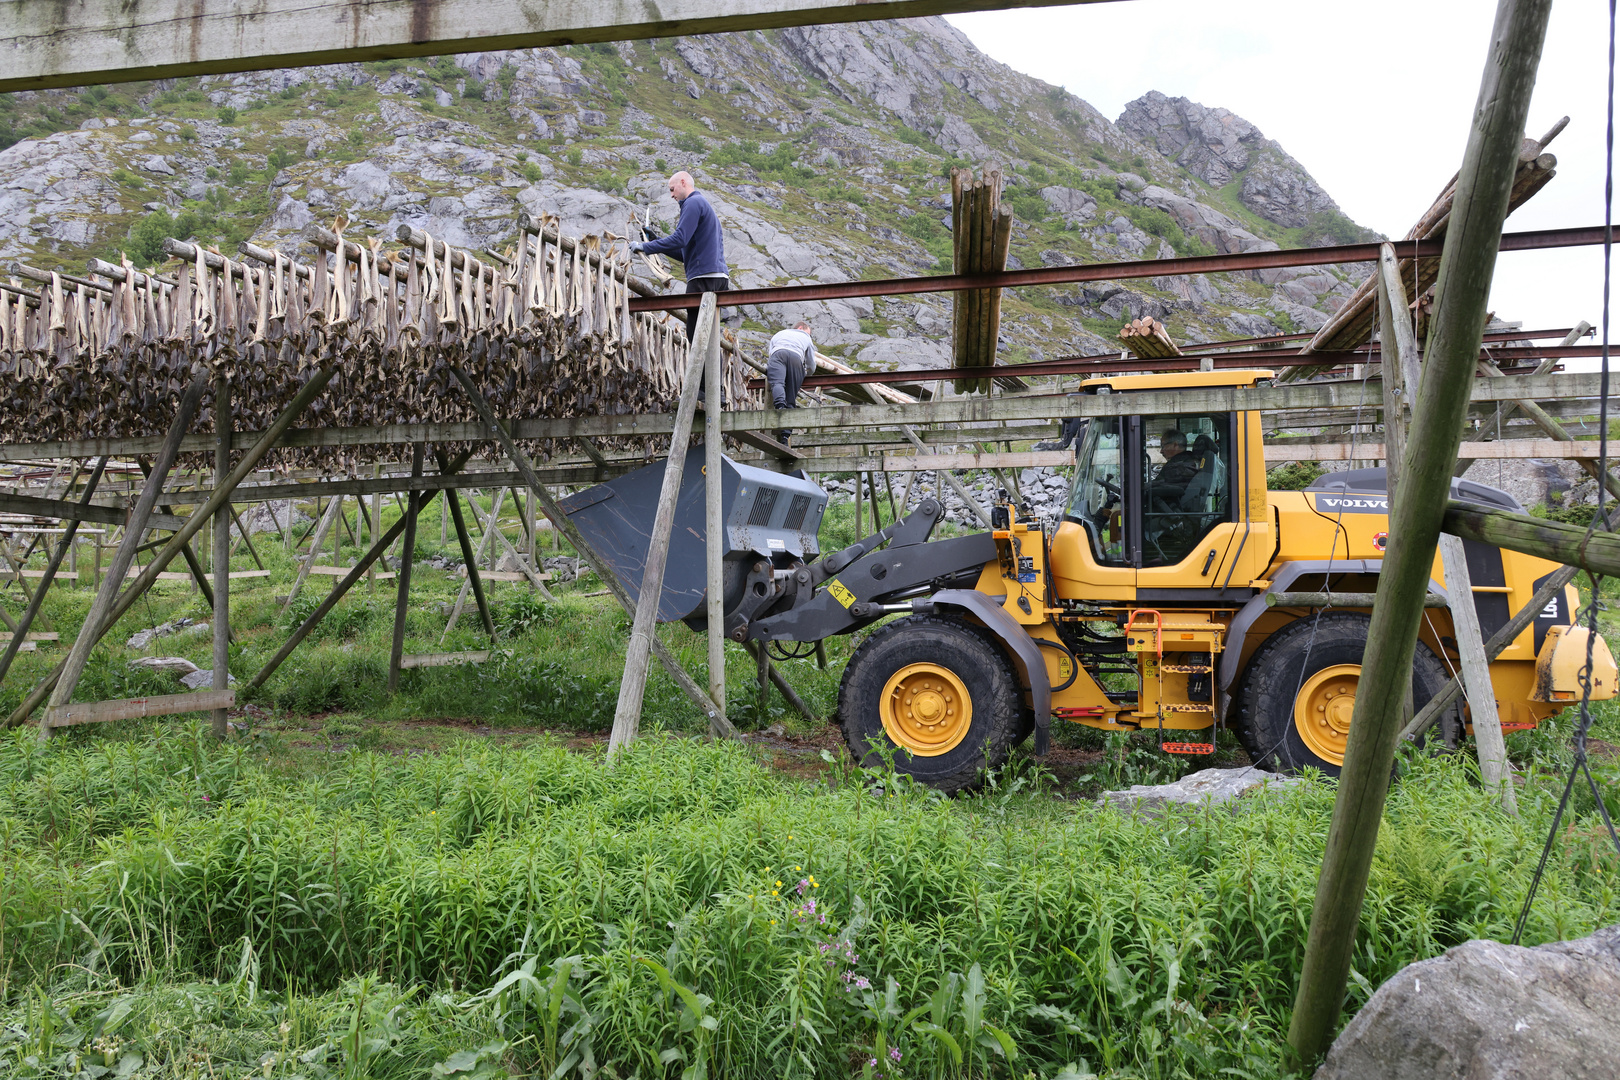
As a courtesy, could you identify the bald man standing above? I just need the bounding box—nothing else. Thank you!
[631,171,729,343]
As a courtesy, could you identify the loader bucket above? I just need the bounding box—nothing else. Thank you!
[557,447,826,623]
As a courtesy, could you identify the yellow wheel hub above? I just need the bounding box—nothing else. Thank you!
[880,663,973,756]
[1295,663,1362,766]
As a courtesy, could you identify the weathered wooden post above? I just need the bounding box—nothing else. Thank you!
[704,299,727,730]
[42,374,208,737]
[1287,0,1551,1063]
[211,374,231,740]
[388,447,425,692]
[0,457,106,686]
[607,291,713,759]
[1437,532,1517,810]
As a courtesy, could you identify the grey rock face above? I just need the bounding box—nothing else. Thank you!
[1316,925,1620,1080]
[129,656,200,678]
[181,668,236,690]
[1039,186,1097,226]
[1099,767,1304,814]
[1119,90,1343,230]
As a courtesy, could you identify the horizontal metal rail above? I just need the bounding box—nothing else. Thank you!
[628,227,1606,313]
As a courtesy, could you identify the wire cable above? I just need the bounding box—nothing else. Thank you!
[1514,0,1620,945]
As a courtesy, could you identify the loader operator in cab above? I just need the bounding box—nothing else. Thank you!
[1148,429,1200,505]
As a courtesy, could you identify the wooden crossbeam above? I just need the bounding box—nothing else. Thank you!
[3,632,59,641]
[44,690,234,729]
[124,567,271,581]
[399,651,491,669]
[0,491,184,530]
[3,570,78,580]
[0,372,1604,463]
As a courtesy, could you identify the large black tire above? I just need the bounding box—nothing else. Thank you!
[838,614,1021,793]
[1234,612,1461,777]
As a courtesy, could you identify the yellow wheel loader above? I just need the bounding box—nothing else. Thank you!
[565,369,1616,793]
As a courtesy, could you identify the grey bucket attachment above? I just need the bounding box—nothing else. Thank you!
[558,447,826,623]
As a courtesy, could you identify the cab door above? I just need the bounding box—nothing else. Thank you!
[1131,411,1243,595]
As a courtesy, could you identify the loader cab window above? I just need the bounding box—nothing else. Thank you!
[1065,411,1234,568]
[1066,417,1127,566]
[1140,413,1232,566]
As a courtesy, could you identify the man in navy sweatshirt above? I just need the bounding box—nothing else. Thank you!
[631,171,729,343]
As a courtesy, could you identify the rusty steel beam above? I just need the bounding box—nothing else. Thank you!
[629,227,1606,313]
[1168,325,1585,358]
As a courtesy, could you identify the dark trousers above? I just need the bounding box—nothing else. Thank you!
[684,276,730,342]
[766,349,807,441]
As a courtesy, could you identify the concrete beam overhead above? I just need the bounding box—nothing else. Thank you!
[0,0,1126,93]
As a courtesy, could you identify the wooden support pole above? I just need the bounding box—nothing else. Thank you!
[388,446,425,692]
[284,495,342,609]
[704,299,727,732]
[9,367,337,730]
[39,374,208,734]
[253,453,469,692]
[740,640,818,721]
[440,488,505,641]
[609,291,712,759]
[134,459,218,608]
[1288,0,1551,1064]
[211,374,231,741]
[446,362,736,740]
[1377,243,1420,728]
[0,457,106,687]
[368,463,381,593]
[227,501,266,570]
[465,490,555,600]
[444,482,497,639]
[901,427,991,527]
[1442,500,1620,576]
[1437,532,1517,810]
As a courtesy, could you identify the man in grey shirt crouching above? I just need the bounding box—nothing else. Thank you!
[766,321,817,445]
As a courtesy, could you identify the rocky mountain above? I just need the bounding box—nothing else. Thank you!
[0,17,1378,372]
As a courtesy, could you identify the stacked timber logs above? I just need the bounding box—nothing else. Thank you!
[1118,317,1183,360]
[0,218,753,466]
[950,167,1013,393]
[1286,119,1565,375]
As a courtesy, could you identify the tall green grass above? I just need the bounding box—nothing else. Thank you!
[0,721,1614,1078]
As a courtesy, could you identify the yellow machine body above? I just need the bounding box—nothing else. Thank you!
[964,368,1615,752]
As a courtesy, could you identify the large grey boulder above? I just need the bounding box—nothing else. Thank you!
[128,656,199,678]
[1315,925,1620,1080]
[1099,767,1302,814]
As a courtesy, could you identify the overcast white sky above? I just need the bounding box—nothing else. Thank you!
[947,1,1611,350]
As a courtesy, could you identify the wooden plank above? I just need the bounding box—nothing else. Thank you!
[399,650,492,669]
[45,690,235,728]
[125,569,194,582]
[461,569,553,582]
[307,565,396,580]
[0,372,1605,465]
[227,569,272,580]
[3,569,78,580]
[0,491,185,530]
[0,0,1115,93]
[4,632,59,641]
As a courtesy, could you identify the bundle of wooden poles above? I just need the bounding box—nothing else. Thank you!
[1118,316,1183,359]
[0,215,755,467]
[950,166,1013,393]
[1284,118,1566,377]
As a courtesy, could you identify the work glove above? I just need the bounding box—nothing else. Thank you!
[629,240,646,254]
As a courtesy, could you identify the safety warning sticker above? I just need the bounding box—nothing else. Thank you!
[827,579,857,608]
